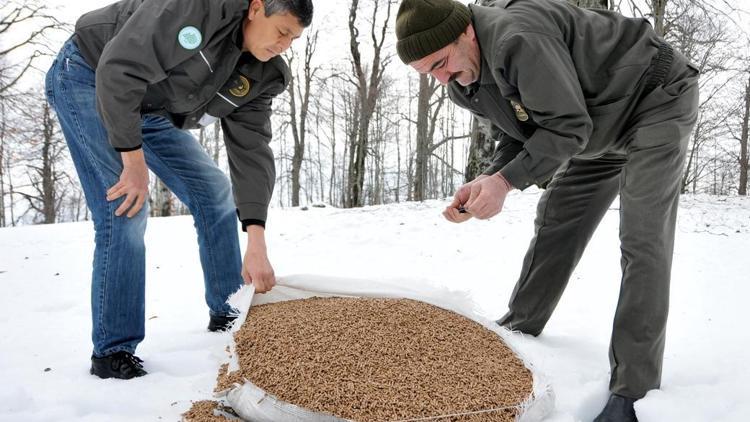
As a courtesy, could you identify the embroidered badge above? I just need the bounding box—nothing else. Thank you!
[510,100,529,122]
[178,26,202,50]
[229,75,252,97]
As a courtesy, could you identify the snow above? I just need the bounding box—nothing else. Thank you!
[0,190,748,422]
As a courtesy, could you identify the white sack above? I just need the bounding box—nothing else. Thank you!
[219,275,555,422]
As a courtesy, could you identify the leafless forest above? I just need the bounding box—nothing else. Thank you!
[0,0,747,226]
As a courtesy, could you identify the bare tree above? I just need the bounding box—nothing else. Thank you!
[465,118,495,182]
[0,1,67,95]
[0,97,9,226]
[286,29,319,207]
[740,74,749,195]
[411,74,448,201]
[344,0,394,208]
[149,178,172,217]
[568,0,610,10]
[729,71,749,195]
[13,90,70,224]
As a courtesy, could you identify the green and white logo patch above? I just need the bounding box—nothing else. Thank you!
[178,26,202,50]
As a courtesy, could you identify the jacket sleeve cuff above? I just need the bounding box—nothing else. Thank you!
[482,162,504,177]
[241,219,266,231]
[499,157,537,191]
[114,144,143,152]
[235,203,269,230]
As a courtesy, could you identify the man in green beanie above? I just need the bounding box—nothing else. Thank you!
[396,0,699,421]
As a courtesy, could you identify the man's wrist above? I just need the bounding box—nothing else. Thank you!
[121,149,146,167]
[246,225,266,246]
[494,171,514,190]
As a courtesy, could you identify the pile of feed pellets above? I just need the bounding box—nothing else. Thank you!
[185,297,533,422]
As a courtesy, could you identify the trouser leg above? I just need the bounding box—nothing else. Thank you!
[609,62,699,398]
[498,155,626,335]
[140,116,243,316]
[46,39,147,357]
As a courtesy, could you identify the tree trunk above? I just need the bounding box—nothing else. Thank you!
[465,118,495,182]
[41,102,56,224]
[288,31,318,207]
[651,0,668,37]
[567,0,609,9]
[288,64,303,206]
[413,74,430,202]
[740,74,749,196]
[212,121,221,164]
[328,88,338,206]
[395,113,402,203]
[0,101,6,227]
[5,147,15,226]
[150,178,172,217]
[345,0,393,208]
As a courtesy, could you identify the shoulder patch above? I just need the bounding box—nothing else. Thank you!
[178,26,202,50]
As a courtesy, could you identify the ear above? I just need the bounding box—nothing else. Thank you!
[248,0,263,20]
[464,23,476,41]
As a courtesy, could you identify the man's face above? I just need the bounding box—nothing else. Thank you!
[409,26,480,87]
[243,0,305,62]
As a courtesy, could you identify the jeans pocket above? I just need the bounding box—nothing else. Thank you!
[61,52,95,86]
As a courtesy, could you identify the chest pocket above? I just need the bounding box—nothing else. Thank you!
[181,50,215,86]
[474,86,529,141]
[202,71,259,122]
[158,52,216,113]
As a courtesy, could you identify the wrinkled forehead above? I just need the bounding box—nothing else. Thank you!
[276,12,305,37]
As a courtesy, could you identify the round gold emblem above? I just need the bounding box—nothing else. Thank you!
[229,75,251,97]
[510,100,529,122]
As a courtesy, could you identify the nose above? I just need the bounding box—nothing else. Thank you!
[279,36,293,53]
[431,68,451,85]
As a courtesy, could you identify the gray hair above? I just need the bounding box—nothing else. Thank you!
[264,0,314,27]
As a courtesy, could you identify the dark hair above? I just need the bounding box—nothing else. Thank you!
[264,0,314,27]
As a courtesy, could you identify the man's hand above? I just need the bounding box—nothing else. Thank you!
[464,172,514,220]
[107,149,149,217]
[443,174,489,223]
[242,226,276,293]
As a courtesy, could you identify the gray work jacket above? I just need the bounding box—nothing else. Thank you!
[449,0,687,189]
[74,0,290,224]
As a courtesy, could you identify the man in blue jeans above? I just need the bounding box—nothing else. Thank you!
[45,0,313,379]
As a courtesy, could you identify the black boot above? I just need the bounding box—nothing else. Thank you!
[495,319,542,336]
[90,351,147,380]
[208,314,238,332]
[593,394,638,422]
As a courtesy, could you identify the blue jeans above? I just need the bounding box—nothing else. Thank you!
[45,38,243,357]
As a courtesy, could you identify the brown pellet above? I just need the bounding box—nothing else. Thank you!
[219,297,533,422]
[182,400,232,422]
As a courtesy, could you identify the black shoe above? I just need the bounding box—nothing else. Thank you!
[90,351,147,380]
[208,314,238,332]
[495,319,542,337]
[593,394,638,422]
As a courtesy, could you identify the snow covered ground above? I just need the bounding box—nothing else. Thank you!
[0,189,748,422]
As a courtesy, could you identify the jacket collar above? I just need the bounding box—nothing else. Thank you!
[237,54,265,81]
[469,2,513,87]
[473,0,515,9]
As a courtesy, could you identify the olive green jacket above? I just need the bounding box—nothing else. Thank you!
[449,0,682,189]
[74,0,290,223]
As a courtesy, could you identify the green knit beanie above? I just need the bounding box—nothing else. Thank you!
[396,0,472,64]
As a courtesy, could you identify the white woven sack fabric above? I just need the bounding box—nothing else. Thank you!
[217,275,555,422]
